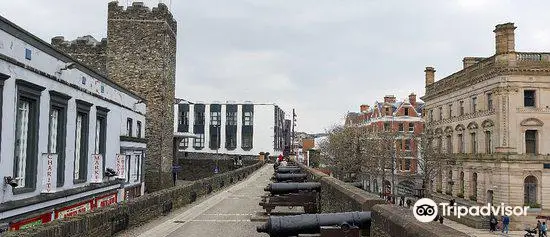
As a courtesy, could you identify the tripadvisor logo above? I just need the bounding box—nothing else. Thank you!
[412,198,529,223]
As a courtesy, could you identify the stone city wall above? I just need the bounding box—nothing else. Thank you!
[298,164,468,237]
[4,162,264,237]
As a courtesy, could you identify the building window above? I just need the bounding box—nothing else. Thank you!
[25,48,32,60]
[525,130,537,154]
[384,122,390,131]
[193,134,204,149]
[459,101,464,115]
[408,123,414,133]
[178,111,188,125]
[385,107,390,115]
[242,134,253,149]
[15,100,33,189]
[210,125,221,149]
[226,133,237,149]
[96,107,108,171]
[404,139,411,151]
[487,93,493,111]
[524,90,536,107]
[429,110,433,122]
[439,107,443,120]
[470,133,477,154]
[14,80,44,192]
[446,135,452,153]
[472,97,477,113]
[74,100,91,182]
[226,111,237,125]
[244,111,253,126]
[458,134,464,153]
[485,131,492,154]
[210,111,221,126]
[448,104,453,118]
[49,91,70,187]
[404,108,409,116]
[194,111,205,125]
[404,159,411,171]
[133,154,140,182]
[136,121,142,138]
[125,154,131,182]
[398,123,404,132]
[126,118,133,137]
[180,138,189,148]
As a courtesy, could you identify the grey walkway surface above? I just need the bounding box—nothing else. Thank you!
[118,164,286,237]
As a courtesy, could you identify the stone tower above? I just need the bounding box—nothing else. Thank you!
[106,1,176,192]
[52,1,177,192]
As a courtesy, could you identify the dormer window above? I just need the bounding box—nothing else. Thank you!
[404,108,409,116]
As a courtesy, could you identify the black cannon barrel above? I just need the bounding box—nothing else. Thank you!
[256,212,371,237]
[264,182,320,195]
[274,167,302,173]
[273,173,307,181]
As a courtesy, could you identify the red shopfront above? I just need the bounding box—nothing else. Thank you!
[9,212,53,231]
[9,192,119,231]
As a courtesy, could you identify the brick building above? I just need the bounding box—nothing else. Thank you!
[347,94,425,197]
[421,22,550,228]
[52,1,177,192]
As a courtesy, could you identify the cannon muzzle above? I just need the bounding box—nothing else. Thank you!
[256,212,371,237]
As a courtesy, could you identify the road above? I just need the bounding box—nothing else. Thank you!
[118,164,298,237]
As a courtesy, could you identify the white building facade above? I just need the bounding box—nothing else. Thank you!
[0,16,146,230]
[174,100,286,158]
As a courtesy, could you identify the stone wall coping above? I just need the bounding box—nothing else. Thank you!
[372,204,470,237]
[298,163,385,209]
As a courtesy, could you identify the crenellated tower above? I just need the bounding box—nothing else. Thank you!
[52,1,177,192]
[106,1,176,192]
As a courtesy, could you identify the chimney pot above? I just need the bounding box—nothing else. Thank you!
[425,67,436,86]
[493,22,516,55]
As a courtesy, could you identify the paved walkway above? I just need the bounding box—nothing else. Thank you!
[442,218,528,237]
[117,164,276,237]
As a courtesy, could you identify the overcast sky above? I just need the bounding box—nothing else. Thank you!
[2,1,550,133]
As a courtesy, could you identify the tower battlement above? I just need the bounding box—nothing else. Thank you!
[51,35,107,74]
[108,1,177,35]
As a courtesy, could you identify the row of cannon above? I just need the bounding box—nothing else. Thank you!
[256,162,371,237]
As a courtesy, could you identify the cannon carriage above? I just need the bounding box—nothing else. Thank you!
[260,182,321,214]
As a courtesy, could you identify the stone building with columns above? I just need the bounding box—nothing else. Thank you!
[421,22,550,226]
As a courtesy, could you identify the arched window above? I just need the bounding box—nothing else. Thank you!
[459,171,465,194]
[471,173,478,199]
[524,175,538,206]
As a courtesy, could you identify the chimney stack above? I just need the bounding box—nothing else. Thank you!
[425,67,435,86]
[494,22,516,55]
[360,104,370,113]
[384,95,396,104]
[409,93,417,106]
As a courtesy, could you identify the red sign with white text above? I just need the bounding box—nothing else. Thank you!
[95,193,118,208]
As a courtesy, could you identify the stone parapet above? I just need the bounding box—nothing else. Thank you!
[297,164,467,236]
[371,204,469,237]
[3,162,264,237]
[108,1,177,35]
